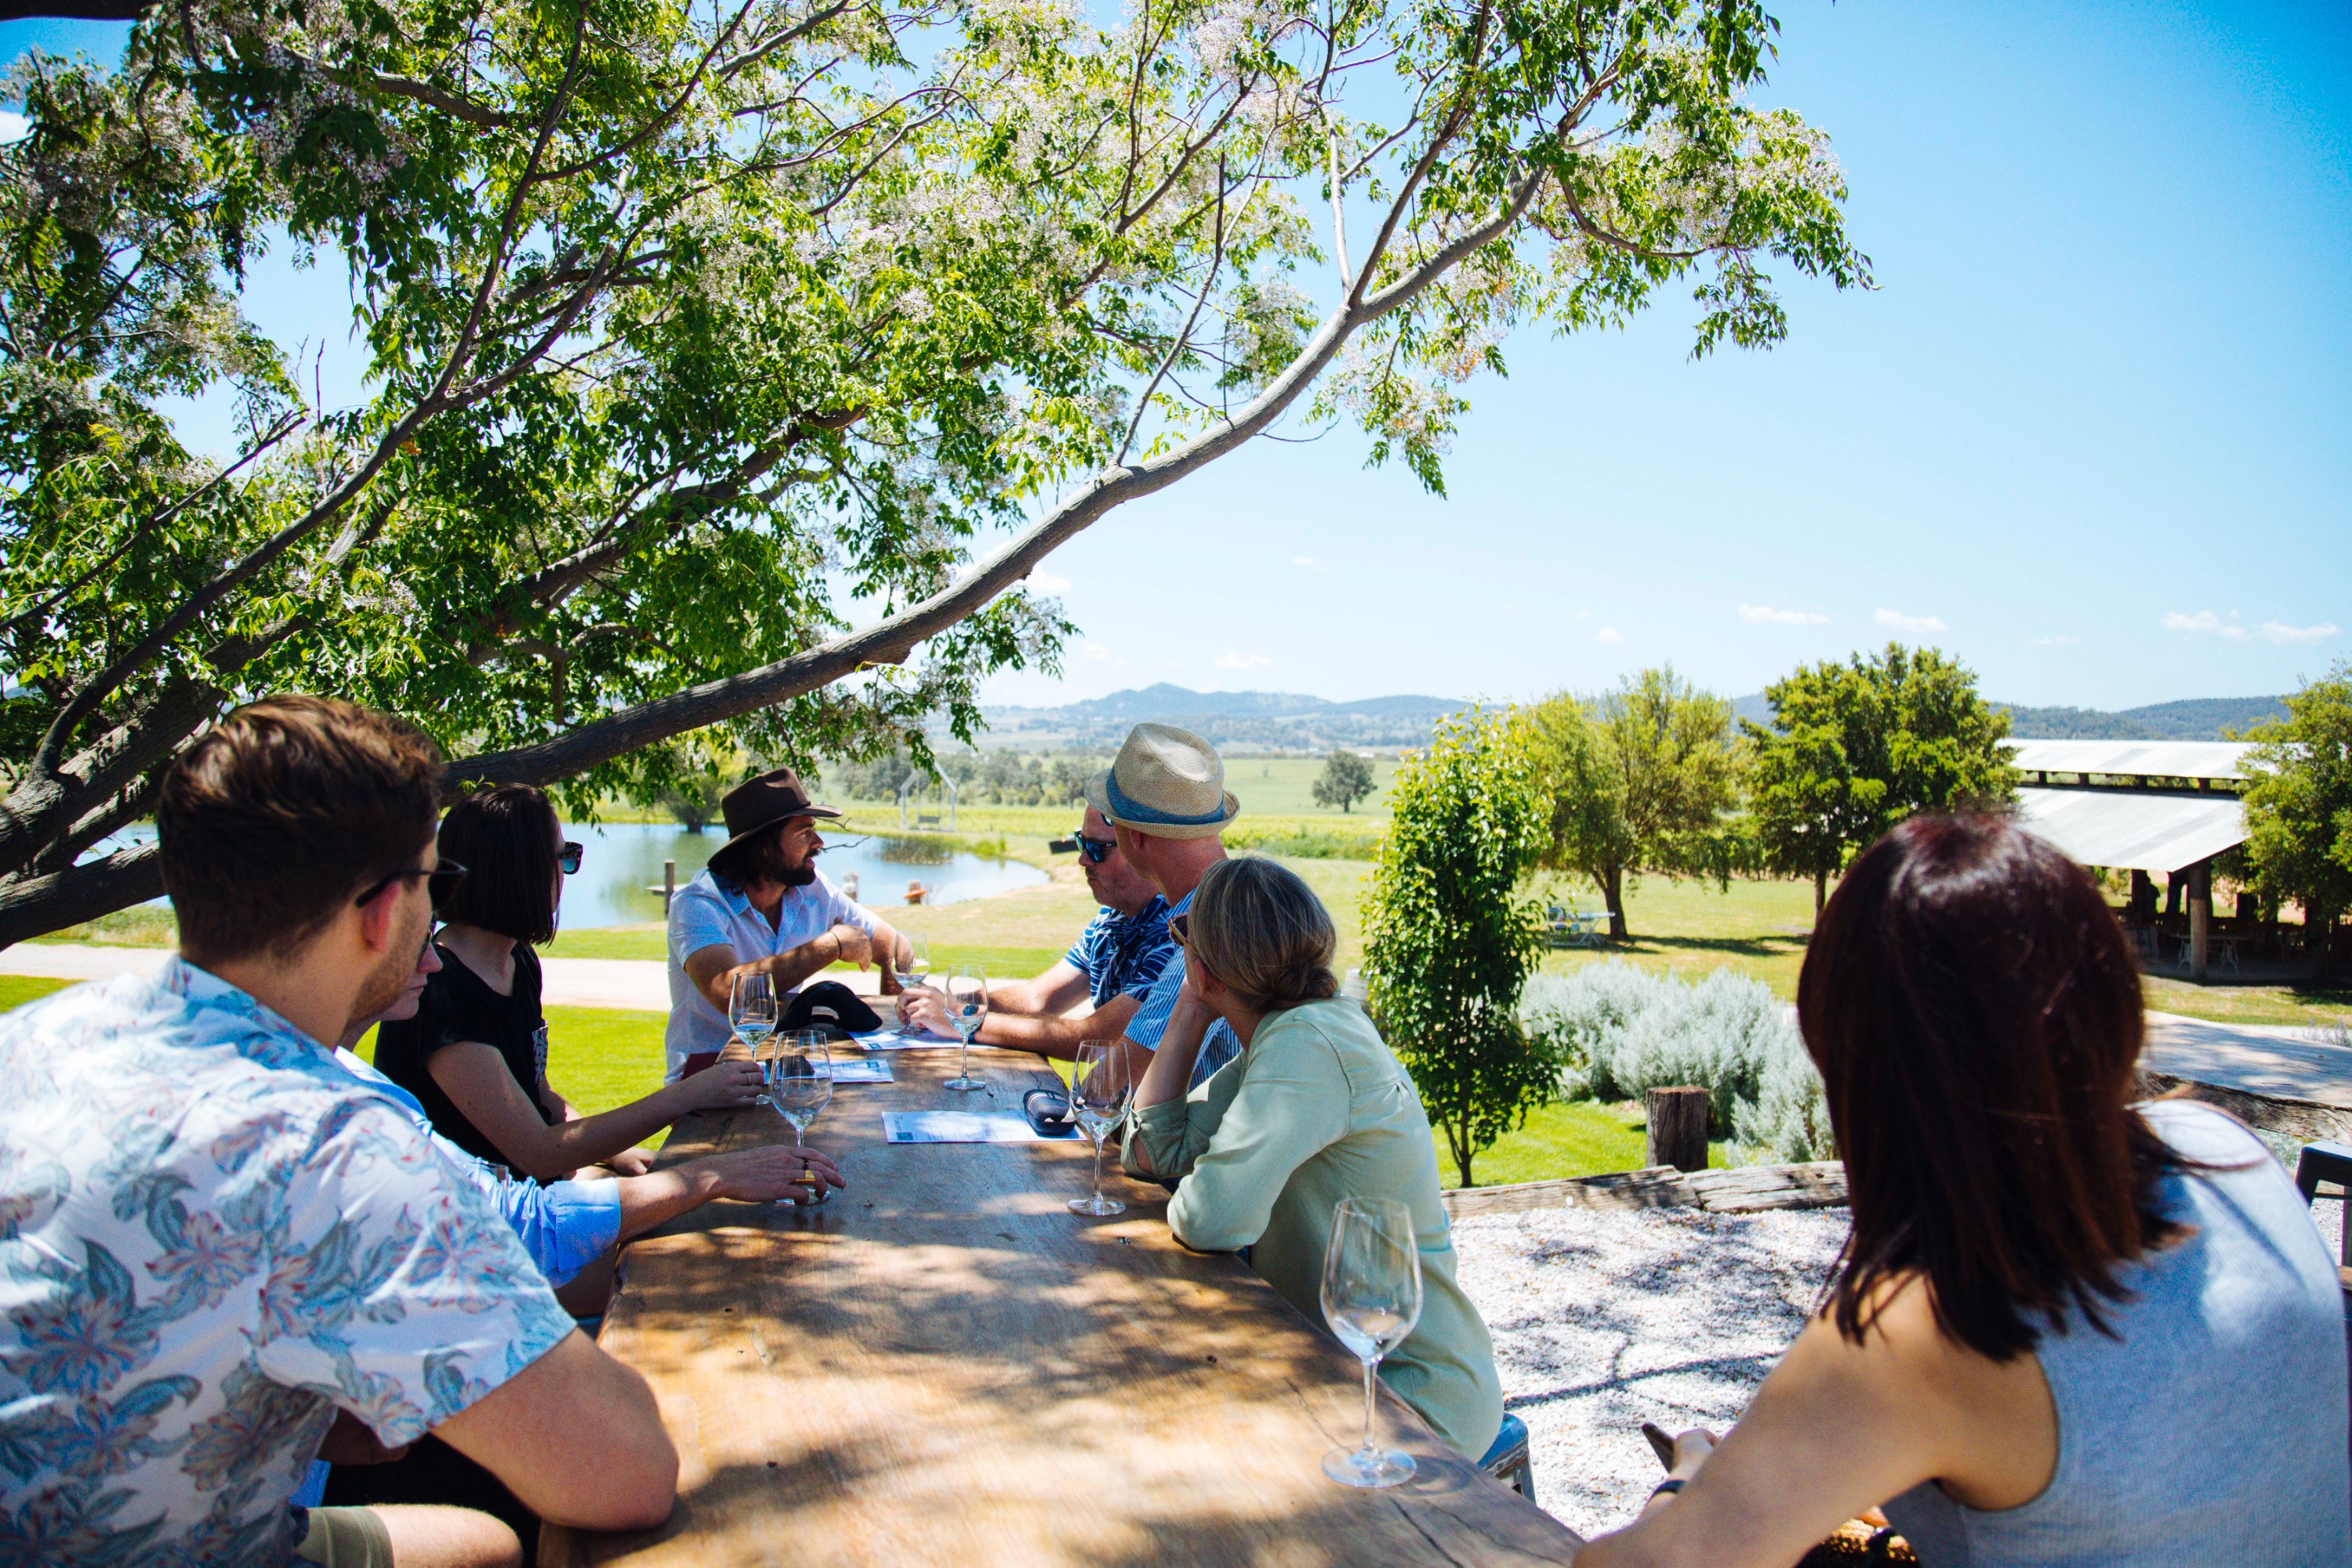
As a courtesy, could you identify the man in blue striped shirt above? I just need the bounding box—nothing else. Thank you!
[898,804,1173,1060]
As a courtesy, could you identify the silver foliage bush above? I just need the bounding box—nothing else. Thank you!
[1520,960,1835,1163]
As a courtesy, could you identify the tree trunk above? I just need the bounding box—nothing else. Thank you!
[1646,1087,1710,1173]
[1813,866,1828,920]
[2316,906,2337,981]
[1602,862,1628,941]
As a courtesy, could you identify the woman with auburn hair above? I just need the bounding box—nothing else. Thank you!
[375,784,766,1181]
[1123,855,1504,1463]
[1576,814,2348,1568]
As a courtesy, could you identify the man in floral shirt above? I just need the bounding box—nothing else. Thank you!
[0,697,679,1567]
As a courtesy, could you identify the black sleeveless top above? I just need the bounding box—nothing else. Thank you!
[373,942,557,1167]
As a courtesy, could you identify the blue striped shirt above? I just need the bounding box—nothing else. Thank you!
[1062,895,1176,1007]
[1122,887,1241,1089]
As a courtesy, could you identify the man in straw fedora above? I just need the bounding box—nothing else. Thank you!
[664,766,913,1081]
[1089,724,1247,1089]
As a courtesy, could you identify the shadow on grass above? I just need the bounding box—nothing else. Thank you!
[1599,932,1812,961]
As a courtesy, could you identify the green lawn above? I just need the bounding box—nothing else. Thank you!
[0,975,68,1011]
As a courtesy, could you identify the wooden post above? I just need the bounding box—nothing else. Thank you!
[662,859,676,916]
[1646,1087,1711,1174]
[2129,869,2155,923]
[2188,860,2212,983]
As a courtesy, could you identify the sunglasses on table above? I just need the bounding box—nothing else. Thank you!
[354,858,469,908]
[560,840,583,876]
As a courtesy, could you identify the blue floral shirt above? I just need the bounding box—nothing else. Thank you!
[0,960,576,1566]
[1060,895,1174,1008]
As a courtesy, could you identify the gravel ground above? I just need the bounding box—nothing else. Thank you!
[1454,1192,2347,1543]
[1453,1205,1852,1539]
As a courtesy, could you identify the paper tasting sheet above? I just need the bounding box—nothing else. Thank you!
[882,1112,1073,1144]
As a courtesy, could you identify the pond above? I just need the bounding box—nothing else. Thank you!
[88,820,1046,930]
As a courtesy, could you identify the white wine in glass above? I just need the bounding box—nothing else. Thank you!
[1065,1041,1131,1217]
[766,1029,833,1206]
[942,966,989,1092]
[1319,1196,1424,1489]
[895,932,931,994]
[729,971,777,1051]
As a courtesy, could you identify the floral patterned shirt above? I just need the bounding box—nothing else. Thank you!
[0,960,576,1566]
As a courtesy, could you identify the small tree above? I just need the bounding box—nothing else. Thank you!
[1312,750,1377,814]
[1743,644,2016,916]
[2241,663,2352,978]
[1362,711,1551,1188]
[1526,668,1739,938]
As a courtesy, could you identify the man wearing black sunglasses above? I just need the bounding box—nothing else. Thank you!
[896,804,1174,1060]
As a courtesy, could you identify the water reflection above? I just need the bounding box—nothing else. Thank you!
[88,818,1045,929]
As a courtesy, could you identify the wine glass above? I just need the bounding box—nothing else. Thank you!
[895,932,931,994]
[766,1029,833,1206]
[1065,1040,1131,1217]
[1319,1196,1424,1489]
[729,971,777,1051]
[942,966,989,1092]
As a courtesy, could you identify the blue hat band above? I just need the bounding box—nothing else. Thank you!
[1105,770,1230,826]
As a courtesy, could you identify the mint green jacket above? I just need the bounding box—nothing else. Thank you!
[1123,998,1504,1460]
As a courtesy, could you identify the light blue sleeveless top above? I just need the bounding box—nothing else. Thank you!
[1882,1102,2350,1566]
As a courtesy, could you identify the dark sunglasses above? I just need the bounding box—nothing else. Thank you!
[560,840,583,876]
[354,858,468,909]
[1072,830,1116,866]
[1171,910,1189,946]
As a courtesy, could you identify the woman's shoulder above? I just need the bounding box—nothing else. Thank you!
[2139,1097,2269,1165]
[1255,1000,1385,1062]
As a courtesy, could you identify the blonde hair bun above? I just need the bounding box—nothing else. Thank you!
[1188,858,1338,1014]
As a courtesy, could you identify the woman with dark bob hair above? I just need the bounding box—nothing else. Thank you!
[375,785,765,1179]
[1123,856,1504,1463]
[1577,815,2347,1567]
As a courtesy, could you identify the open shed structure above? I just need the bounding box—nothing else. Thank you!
[2011,739,2250,981]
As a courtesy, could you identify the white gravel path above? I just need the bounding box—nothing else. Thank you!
[1453,1205,1852,1539]
[1454,1190,2347,1542]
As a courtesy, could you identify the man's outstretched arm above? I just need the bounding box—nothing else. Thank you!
[433,1331,678,1533]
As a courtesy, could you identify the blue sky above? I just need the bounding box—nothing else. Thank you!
[7,1,2347,711]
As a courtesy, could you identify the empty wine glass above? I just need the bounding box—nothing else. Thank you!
[1319,1196,1424,1489]
[766,1029,833,1206]
[729,971,777,1051]
[942,966,989,1092]
[1065,1040,1131,1217]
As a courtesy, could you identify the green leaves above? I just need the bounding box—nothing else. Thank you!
[1362,708,1551,1185]
[2241,662,2352,950]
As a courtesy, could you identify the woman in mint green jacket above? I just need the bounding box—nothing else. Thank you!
[1122,856,1504,1461]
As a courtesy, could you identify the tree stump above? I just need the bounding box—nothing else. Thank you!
[1646,1086,1711,1174]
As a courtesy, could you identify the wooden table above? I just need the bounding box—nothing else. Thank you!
[542,1041,1583,1567]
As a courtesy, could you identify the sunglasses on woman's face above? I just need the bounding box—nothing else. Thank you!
[354,858,469,909]
[1171,911,1189,946]
[559,841,583,876]
[1071,830,1115,866]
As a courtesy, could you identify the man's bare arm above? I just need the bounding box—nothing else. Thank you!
[683,935,858,1014]
[431,1331,677,1532]
[976,993,1142,1062]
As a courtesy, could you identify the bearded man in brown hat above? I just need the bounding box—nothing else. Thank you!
[662,767,913,1080]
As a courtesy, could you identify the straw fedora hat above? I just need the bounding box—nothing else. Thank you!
[717,766,843,853]
[1087,724,1240,840]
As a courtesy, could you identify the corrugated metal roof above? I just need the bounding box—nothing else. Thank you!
[2005,739,2251,781]
[2016,787,2247,872]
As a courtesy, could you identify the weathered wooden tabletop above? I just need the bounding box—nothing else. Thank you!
[540,1040,1584,1568]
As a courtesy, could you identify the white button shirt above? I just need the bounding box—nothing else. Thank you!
[663,866,877,1079]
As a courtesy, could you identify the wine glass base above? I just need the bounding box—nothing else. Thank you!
[942,1075,987,1091]
[1321,1446,1417,1489]
[1066,1193,1126,1216]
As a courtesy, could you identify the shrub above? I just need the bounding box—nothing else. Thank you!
[1520,960,1834,1163]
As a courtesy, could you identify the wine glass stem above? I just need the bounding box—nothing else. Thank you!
[1089,1132,1103,1205]
[1359,1357,1377,1457]
[793,1125,804,1149]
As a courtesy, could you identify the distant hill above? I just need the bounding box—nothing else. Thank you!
[1730,692,2286,740]
[974,684,1468,752]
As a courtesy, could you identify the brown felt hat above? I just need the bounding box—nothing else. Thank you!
[717,766,843,852]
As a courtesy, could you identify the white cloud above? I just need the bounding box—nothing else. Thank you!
[2025,634,2074,648]
[1214,650,1272,670]
[1292,556,1324,571]
[1595,627,1625,644]
[1739,604,1829,626]
[2260,620,2339,646]
[0,113,27,145]
[2164,609,2254,642]
[1574,609,1593,621]
[1874,608,1949,634]
[1029,571,1070,593]
[1073,638,1123,665]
